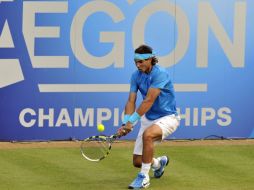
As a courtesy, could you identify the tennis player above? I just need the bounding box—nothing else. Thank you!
[118,44,180,189]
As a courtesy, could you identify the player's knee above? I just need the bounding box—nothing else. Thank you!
[143,130,153,141]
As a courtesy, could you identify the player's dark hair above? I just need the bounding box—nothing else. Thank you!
[135,44,158,65]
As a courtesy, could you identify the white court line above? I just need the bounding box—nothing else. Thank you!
[38,84,207,93]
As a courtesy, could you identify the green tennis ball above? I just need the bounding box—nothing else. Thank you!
[97,124,105,132]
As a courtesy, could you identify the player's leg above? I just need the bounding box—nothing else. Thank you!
[129,155,151,189]
[128,117,152,189]
[129,124,162,189]
[132,125,162,167]
[132,115,152,167]
[152,114,180,178]
[142,124,163,163]
[133,154,142,168]
[132,150,163,171]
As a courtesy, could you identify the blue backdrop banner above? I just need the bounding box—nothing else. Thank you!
[0,0,254,141]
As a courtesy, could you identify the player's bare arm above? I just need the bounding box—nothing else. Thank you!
[122,88,161,135]
[118,92,137,136]
[136,88,161,116]
[125,92,137,115]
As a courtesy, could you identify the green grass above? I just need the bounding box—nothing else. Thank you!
[0,144,254,190]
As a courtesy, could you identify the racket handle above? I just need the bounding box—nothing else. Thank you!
[112,133,121,139]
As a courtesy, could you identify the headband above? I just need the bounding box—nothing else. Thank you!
[134,53,155,60]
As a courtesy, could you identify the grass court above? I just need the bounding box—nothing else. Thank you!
[0,140,253,190]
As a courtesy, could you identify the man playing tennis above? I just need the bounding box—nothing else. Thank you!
[118,44,180,189]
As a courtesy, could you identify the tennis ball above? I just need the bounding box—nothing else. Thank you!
[97,124,105,132]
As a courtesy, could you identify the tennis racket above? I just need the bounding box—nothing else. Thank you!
[80,133,120,162]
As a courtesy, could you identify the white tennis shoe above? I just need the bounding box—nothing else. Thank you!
[128,172,150,189]
[153,156,169,178]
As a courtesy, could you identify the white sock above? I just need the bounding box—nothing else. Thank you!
[152,158,161,170]
[140,163,151,176]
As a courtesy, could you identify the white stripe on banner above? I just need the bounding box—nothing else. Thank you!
[0,0,15,2]
[38,84,207,92]
[175,84,207,92]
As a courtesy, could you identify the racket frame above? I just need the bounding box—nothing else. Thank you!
[80,134,118,162]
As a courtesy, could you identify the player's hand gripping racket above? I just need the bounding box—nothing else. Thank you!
[80,133,120,162]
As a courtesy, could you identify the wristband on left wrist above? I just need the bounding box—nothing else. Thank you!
[128,112,141,124]
[123,114,131,124]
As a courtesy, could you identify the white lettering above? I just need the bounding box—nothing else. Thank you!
[193,108,199,126]
[97,108,112,125]
[178,107,232,127]
[201,108,216,126]
[38,108,54,127]
[197,2,246,68]
[0,20,14,48]
[0,59,24,88]
[19,108,36,128]
[217,107,232,126]
[23,1,69,68]
[70,1,125,69]
[74,108,94,127]
[113,108,119,126]
[133,0,189,67]
[55,108,72,127]
[19,107,232,128]
[178,107,191,126]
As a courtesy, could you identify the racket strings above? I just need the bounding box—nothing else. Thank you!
[81,138,110,161]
